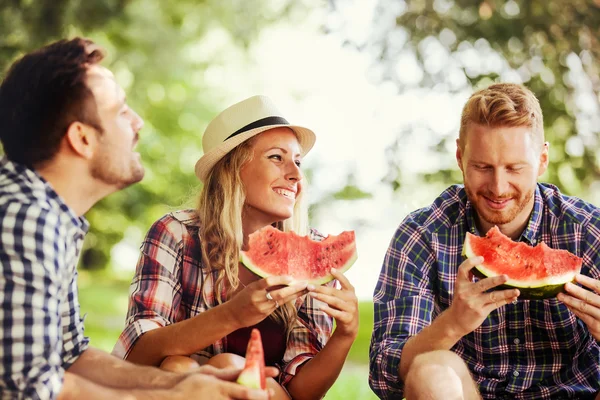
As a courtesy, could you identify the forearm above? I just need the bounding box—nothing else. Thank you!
[59,371,174,400]
[398,310,463,380]
[68,347,181,389]
[127,303,239,366]
[286,331,355,400]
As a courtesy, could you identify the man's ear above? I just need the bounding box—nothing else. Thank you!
[65,122,97,160]
[538,141,549,177]
[456,139,464,172]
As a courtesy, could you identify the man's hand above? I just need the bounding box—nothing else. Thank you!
[558,274,600,341]
[191,364,279,381]
[172,372,273,400]
[447,256,520,337]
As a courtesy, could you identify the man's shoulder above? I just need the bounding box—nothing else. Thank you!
[0,158,53,210]
[0,198,57,229]
[403,184,467,233]
[539,183,600,226]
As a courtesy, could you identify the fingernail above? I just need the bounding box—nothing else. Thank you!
[307,284,315,291]
[331,268,337,273]
[309,292,318,298]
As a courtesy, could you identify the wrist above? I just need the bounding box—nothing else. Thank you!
[436,310,466,343]
[143,367,182,389]
[330,328,357,347]
[218,301,241,331]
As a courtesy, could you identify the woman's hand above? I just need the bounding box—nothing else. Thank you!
[308,268,359,340]
[225,276,309,329]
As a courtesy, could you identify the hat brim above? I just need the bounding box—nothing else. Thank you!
[194,124,316,182]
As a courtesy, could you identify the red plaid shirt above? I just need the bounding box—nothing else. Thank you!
[113,210,335,386]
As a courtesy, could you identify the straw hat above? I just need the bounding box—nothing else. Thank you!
[194,95,316,182]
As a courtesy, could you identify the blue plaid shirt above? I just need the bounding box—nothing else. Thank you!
[370,183,600,400]
[0,158,89,399]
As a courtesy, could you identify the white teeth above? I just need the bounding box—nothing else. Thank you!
[274,189,295,199]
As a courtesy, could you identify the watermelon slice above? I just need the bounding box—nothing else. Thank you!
[236,328,266,390]
[240,225,357,285]
[462,226,582,299]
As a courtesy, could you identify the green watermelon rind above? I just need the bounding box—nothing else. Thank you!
[236,361,262,389]
[241,250,358,286]
[462,233,576,300]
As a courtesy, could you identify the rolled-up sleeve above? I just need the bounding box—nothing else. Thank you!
[369,221,436,400]
[0,203,68,399]
[112,218,183,359]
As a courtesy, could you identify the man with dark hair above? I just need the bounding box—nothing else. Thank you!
[369,83,600,399]
[0,37,272,399]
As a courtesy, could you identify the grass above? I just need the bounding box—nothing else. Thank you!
[78,276,378,399]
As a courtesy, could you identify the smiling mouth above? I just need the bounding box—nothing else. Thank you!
[484,196,511,209]
[273,188,296,200]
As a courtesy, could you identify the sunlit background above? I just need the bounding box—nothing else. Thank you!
[1,0,599,398]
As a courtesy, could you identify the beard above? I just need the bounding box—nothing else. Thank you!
[464,182,534,226]
[90,150,145,189]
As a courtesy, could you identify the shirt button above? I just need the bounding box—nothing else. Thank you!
[513,370,519,377]
[513,338,520,345]
[512,299,518,305]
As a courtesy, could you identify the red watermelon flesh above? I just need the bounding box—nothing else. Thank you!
[240,225,357,285]
[236,328,266,390]
[463,226,582,299]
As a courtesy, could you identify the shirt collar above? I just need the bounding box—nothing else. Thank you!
[465,184,543,245]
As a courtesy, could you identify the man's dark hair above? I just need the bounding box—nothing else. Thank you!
[0,37,106,167]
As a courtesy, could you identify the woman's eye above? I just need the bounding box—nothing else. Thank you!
[268,154,282,161]
[295,160,302,167]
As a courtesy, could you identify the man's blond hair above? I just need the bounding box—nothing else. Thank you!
[458,83,544,149]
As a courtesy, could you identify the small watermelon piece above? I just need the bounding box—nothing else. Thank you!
[240,225,358,285]
[236,328,266,390]
[462,226,582,300]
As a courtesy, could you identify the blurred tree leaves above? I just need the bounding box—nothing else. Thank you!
[0,0,307,271]
[331,0,600,199]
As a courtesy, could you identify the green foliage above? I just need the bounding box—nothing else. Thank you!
[0,0,314,270]
[335,0,600,198]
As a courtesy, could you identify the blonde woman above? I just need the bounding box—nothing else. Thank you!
[113,96,359,399]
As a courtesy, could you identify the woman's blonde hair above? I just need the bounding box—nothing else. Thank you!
[197,131,309,338]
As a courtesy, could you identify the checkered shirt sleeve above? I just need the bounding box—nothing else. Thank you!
[0,202,89,400]
[369,218,435,399]
[112,215,188,359]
